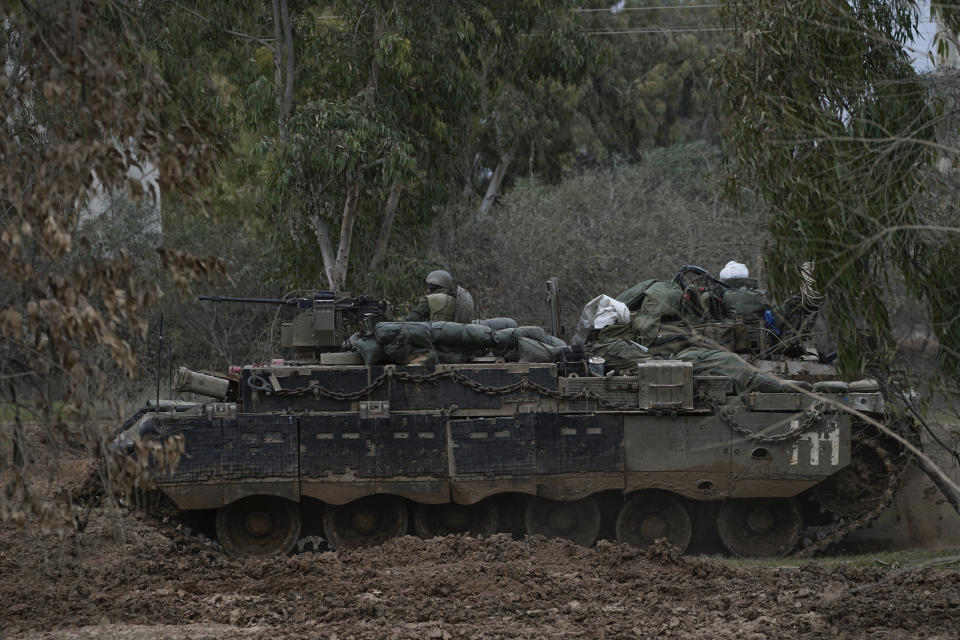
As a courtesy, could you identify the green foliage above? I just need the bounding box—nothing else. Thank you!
[574,1,728,158]
[286,101,416,183]
[470,2,602,185]
[260,0,605,291]
[718,0,960,378]
[120,1,731,301]
[78,198,288,388]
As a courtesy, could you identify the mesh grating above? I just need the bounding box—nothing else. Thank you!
[695,376,733,402]
[561,377,640,411]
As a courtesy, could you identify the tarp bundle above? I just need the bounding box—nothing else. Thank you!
[572,295,630,345]
[349,320,568,366]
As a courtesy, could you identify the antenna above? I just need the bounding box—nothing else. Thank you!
[546,277,564,340]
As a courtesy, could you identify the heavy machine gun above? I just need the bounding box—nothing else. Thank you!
[199,292,394,360]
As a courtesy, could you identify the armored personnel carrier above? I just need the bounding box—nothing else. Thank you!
[112,278,908,558]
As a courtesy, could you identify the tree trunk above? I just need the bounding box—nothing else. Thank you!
[332,181,361,290]
[271,0,283,134]
[309,214,337,290]
[280,0,294,139]
[368,181,403,274]
[365,10,380,108]
[272,0,294,141]
[478,146,515,217]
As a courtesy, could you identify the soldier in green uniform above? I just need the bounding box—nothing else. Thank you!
[406,270,466,322]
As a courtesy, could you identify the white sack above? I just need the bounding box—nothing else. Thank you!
[719,261,749,281]
[572,294,630,345]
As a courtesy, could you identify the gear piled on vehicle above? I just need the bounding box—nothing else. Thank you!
[112,270,913,558]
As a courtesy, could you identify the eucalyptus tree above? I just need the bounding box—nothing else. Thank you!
[719,0,960,378]
[470,2,600,215]
[574,0,728,158]
[268,0,601,291]
[718,0,960,511]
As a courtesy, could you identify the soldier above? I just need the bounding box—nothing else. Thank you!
[406,269,475,322]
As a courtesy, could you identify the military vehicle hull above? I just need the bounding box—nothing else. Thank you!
[114,360,895,558]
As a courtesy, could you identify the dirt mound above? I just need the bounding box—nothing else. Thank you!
[1,510,958,640]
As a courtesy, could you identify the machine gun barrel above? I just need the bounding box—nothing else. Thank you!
[199,292,391,316]
[199,295,297,305]
[199,292,337,309]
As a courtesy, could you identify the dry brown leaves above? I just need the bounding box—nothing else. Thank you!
[0,0,222,533]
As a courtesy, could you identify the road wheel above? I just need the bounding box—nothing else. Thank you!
[615,490,692,552]
[215,495,301,557]
[323,494,408,551]
[524,496,600,547]
[717,497,801,557]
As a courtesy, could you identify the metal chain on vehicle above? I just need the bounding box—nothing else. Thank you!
[793,438,907,557]
[250,366,649,412]
[706,395,828,444]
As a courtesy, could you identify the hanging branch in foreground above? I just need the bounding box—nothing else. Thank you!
[0,0,223,533]
[718,0,960,379]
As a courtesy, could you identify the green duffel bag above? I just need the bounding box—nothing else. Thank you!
[374,321,432,345]
[616,279,658,311]
[492,328,518,356]
[492,326,566,359]
[515,325,566,348]
[647,321,693,355]
[721,288,768,318]
[640,280,683,318]
[595,321,637,342]
[375,322,434,364]
[631,313,660,343]
[674,348,754,392]
[587,338,652,372]
[722,277,759,289]
[625,281,684,343]
[689,322,737,351]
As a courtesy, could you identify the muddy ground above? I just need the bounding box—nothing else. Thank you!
[0,506,957,640]
[1,423,958,640]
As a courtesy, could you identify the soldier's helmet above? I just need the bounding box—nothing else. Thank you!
[425,269,454,291]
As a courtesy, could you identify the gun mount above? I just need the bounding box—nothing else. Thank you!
[199,293,394,360]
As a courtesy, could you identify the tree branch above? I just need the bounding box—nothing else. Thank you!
[280,0,295,141]
[365,8,381,108]
[333,181,361,290]
[272,0,284,135]
[173,2,277,53]
[478,145,516,217]
[309,214,337,290]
